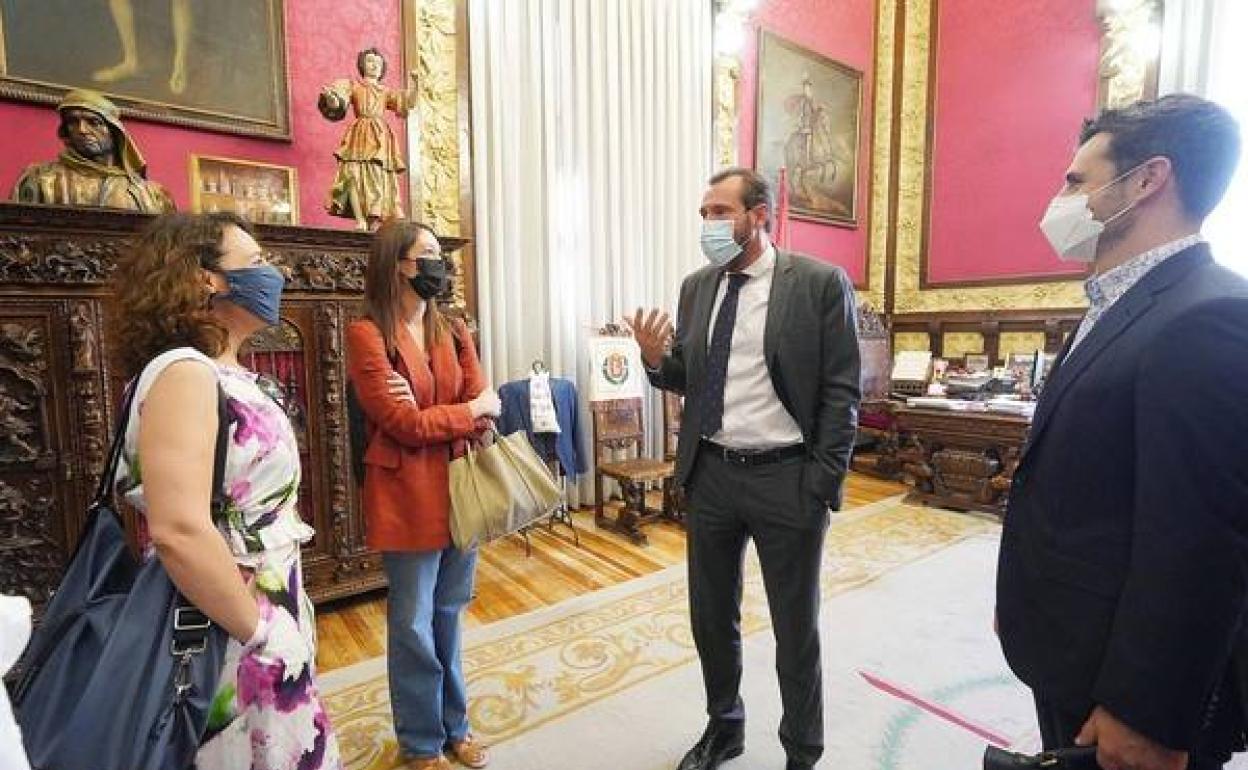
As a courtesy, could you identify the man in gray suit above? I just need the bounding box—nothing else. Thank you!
[629,168,860,770]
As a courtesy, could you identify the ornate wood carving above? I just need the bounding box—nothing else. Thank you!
[0,235,119,284]
[264,250,367,293]
[0,202,466,292]
[895,406,1031,517]
[0,477,60,608]
[0,318,53,470]
[316,302,355,564]
[0,307,66,613]
[68,302,107,488]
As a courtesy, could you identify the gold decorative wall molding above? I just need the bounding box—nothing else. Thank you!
[712,0,751,168]
[714,54,742,169]
[999,331,1048,360]
[866,0,898,309]
[893,332,931,353]
[404,0,476,317]
[942,332,984,358]
[1097,0,1163,109]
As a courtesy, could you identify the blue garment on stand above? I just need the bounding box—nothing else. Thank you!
[497,377,587,476]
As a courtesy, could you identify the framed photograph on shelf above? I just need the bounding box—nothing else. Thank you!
[189,154,298,225]
[0,0,290,139]
[754,30,864,227]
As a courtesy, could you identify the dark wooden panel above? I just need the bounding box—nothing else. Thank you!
[0,202,473,612]
[0,301,76,613]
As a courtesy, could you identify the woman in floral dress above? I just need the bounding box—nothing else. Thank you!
[110,212,341,770]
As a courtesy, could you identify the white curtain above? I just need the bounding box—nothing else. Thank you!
[1160,0,1248,273]
[468,0,713,500]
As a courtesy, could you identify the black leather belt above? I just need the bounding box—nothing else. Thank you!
[700,439,806,466]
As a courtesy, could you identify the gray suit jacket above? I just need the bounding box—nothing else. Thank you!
[648,250,861,510]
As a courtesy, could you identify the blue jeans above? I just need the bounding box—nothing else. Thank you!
[383,547,478,758]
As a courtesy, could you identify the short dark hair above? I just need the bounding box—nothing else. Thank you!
[1080,93,1241,220]
[709,167,775,231]
[357,47,388,78]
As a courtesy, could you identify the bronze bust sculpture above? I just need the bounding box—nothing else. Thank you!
[11,89,175,214]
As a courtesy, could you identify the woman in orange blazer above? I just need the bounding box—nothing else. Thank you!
[345,220,500,770]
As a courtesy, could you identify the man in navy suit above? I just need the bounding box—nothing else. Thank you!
[997,94,1246,770]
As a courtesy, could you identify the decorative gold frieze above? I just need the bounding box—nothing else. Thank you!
[1097,0,1163,109]
[714,54,741,169]
[866,0,897,309]
[942,332,984,358]
[405,0,470,312]
[999,332,1048,361]
[893,332,930,353]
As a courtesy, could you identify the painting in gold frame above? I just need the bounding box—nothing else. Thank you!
[0,0,290,140]
[754,30,864,228]
[189,154,298,225]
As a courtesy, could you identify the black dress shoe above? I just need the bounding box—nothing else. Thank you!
[675,721,745,770]
[784,762,813,770]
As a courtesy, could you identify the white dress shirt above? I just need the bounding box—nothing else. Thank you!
[706,245,805,449]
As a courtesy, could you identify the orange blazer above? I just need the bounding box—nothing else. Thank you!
[345,318,487,552]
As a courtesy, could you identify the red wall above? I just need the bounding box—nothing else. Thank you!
[738,0,875,286]
[925,0,1099,285]
[0,1,405,230]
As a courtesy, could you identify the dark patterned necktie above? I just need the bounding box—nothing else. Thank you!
[700,272,749,438]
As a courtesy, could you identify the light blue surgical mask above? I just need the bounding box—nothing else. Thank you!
[218,266,285,326]
[700,218,743,267]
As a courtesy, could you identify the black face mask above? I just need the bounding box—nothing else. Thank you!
[408,259,449,300]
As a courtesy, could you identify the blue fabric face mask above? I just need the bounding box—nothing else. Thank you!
[700,218,743,267]
[218,266,285,326]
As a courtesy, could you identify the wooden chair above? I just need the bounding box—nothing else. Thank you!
[851,303,904,479]
[591,396,676,545]
[662,391,686,522]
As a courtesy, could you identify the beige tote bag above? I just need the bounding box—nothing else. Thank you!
[449,431,561,548]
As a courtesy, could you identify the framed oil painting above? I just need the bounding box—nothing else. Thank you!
[0,0,290,139]
[755,30,863,227]
[190,154,298,225]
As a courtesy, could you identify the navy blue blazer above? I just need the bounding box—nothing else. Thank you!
[497,377,587,476]
[997,243,1248,753]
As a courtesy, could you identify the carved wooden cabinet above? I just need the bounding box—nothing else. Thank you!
[0,203,466,614]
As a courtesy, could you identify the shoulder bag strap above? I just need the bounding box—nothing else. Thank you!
[208,384,231,524]
[91,381,141,510]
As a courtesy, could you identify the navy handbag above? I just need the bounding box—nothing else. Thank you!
[13,380,232,770]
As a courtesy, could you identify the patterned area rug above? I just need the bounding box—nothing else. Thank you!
[322,496,1008,769]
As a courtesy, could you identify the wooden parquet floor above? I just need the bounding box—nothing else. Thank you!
[314,472,907,672]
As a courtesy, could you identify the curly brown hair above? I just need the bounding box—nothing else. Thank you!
[110,212,254,379]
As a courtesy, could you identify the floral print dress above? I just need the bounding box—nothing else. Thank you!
[115,348,342,770]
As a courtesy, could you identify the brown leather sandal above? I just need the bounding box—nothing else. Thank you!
[448,735,489,768]
[407,755,453,770]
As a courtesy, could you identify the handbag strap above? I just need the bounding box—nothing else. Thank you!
[207,387,230,523]
[90,380,140,508]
